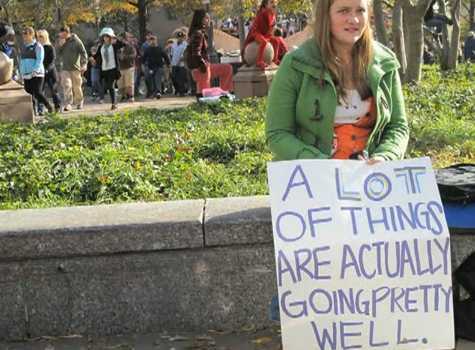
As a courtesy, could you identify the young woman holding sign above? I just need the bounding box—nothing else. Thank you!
[265,0,409,163]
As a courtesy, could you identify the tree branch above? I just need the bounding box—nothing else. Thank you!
[416,0,433,14]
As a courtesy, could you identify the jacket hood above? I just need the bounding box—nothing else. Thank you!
[69,33,81,42]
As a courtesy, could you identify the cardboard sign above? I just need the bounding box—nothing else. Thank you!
[267,158,455,350]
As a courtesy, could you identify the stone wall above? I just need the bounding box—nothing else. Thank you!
[0,196,472,340]
[0,197,276,340]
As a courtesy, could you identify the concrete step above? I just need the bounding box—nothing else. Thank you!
[1,330,474,350]
[0,328,282,350]
[457,339,475,350]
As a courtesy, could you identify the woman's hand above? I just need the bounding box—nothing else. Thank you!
[366,156,385,165]
[357,153,385,165]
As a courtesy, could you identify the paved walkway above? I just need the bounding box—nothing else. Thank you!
[1,328,474,350]
[0,327,282,350]
[58,95,195,118]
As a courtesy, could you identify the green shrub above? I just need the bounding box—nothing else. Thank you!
[404,64,475,166]
[0,64,473,209]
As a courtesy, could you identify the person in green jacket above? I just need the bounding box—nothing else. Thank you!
[57,26,88,112]
[266,0,409,163]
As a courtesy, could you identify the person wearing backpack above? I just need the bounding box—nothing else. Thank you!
[19,27,53,115]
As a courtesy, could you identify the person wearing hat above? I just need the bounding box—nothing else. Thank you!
[170,31,189,96]
[91,27,125,110]
[0,24,15,59]
[1,25,19,80]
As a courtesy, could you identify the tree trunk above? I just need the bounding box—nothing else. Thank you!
[138,0,147,43]
[470,0,474,29]
[34,0,41,28]
[374,0,389,46]
[2,1,12,25]
[124,14,129,33]
[403,11,425,82]
[438,0,450,69]
[55,0,62,25]
[392,0,407,80]
[401,0,432,83]
[238,16,245,49]
[448,0,461,68]
[238,0,246,49]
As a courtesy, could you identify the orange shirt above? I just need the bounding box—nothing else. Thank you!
[332,96,377,160]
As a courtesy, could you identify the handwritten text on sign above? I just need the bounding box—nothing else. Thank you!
[267,158,454,350]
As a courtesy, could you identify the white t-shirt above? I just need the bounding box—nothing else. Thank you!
[101,44,116,71]
[170,41,187,67]
[334,89,371,125]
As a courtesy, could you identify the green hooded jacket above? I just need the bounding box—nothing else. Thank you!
[266,38,410,161]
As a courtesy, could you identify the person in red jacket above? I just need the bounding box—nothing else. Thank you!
[272,27,288,65]
[242,0,279,69]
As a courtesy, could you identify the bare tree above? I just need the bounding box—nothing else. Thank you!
[470,0,474,28]
[437,0,450,69]
[448,0,461,68]
[374,0,389,46]
[392,0,407,80]
[128,0,155,43]
[401,0,433,82]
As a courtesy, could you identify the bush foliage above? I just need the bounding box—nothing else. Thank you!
[0,64,473,209]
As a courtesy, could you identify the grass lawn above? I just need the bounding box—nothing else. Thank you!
[0,64,473,209]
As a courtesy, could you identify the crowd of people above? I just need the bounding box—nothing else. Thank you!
[0,24,199,115]
[220,12,307,39]
[9,0,474,117]
[0,0,294,114]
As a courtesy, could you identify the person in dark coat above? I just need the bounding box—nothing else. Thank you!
[1,24,18,79]
[92,27,125,110]
[37,29,61,112]
[142,35,170,99]
[464,31,475,62]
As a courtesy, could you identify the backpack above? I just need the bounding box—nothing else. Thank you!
[436,164,475,204]
[436,164,475,234]
[454,252,475,341]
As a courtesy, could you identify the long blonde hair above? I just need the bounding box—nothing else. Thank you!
[36,29,51,45]
[313,0,373,99]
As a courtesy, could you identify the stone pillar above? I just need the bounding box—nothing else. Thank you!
[233,41,278,99]
[233,65,278,99]
[0,51,13,84]
[0,52,35,123]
